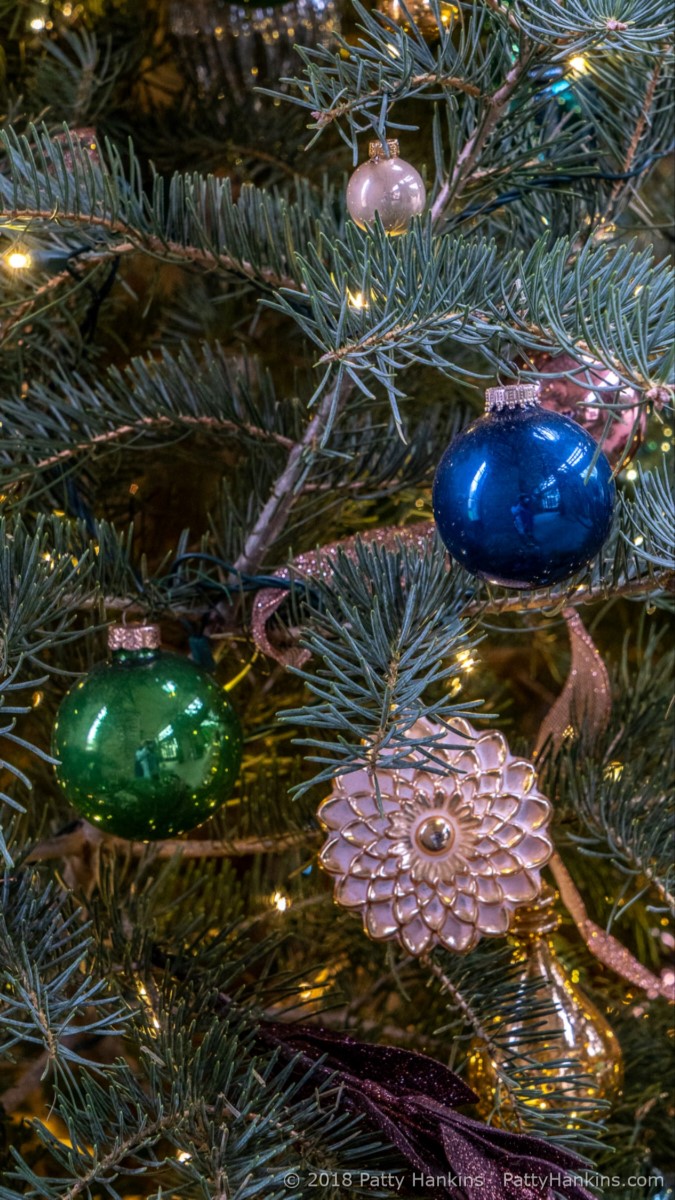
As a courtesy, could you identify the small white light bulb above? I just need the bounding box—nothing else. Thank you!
[5,250,32,271]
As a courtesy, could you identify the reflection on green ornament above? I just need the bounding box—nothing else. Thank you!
[53,625,242,841]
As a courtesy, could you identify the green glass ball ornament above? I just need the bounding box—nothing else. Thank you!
[52,625,242,841]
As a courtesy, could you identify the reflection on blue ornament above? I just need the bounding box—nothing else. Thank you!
[432,404,615,589]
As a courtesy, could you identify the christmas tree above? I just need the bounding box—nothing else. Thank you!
[0,0,673,1196]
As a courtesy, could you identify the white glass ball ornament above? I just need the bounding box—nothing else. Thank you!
[346,140,426,235]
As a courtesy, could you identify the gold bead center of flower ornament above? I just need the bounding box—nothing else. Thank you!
[415,814,454,854]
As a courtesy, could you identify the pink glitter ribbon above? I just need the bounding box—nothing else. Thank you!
[534,607,612,757]
[534,610,674,1002]
[251,523,436,666]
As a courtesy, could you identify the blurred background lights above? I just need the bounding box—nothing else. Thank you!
[5,249,32,270]
[271,890,291,912]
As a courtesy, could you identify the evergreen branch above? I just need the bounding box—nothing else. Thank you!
[621,459,675,570]
[0,263,82,346]
[276,0,499,152]
[559,755,675,912]
[431,42,536,222]
[480,567,675,613]
[24,821,318,864]
[425,955,531,1133]
[0,125,342,295]
[281,541,485,792]
[0,668,53,867]
[0,516,96,671]
[234,374,353,573]
[546,624,675,913]
[515,0,673,52]
[29,413,295,470]
[0,345,302,495]
[609,51,666,207]
[0,955,384,1200]
[0,213,296,302]
[277,228,673,409]
[57,1111,176,1200]
[312,73,482,132]
[0,873,128,1075]
[29,28,133,126]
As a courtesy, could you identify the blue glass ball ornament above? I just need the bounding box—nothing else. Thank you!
[432,385,615,589]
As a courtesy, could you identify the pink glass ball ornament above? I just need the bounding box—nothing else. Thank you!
[530,352,647,470]
[346,139,426,235]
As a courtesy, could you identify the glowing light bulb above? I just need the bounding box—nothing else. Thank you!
[347,289,368,310]
[5,250,32,271]
[569,55,589,74]
[136,980,161,1033]
[455,648,476,672]
[29,16,46,30]
[603,761,624,782]
[271,890,290,912]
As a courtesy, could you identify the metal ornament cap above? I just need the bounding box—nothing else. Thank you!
[318,717,553,957]
[485,384,540,413]
[108,623,161,652]
[368,138,400,160]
